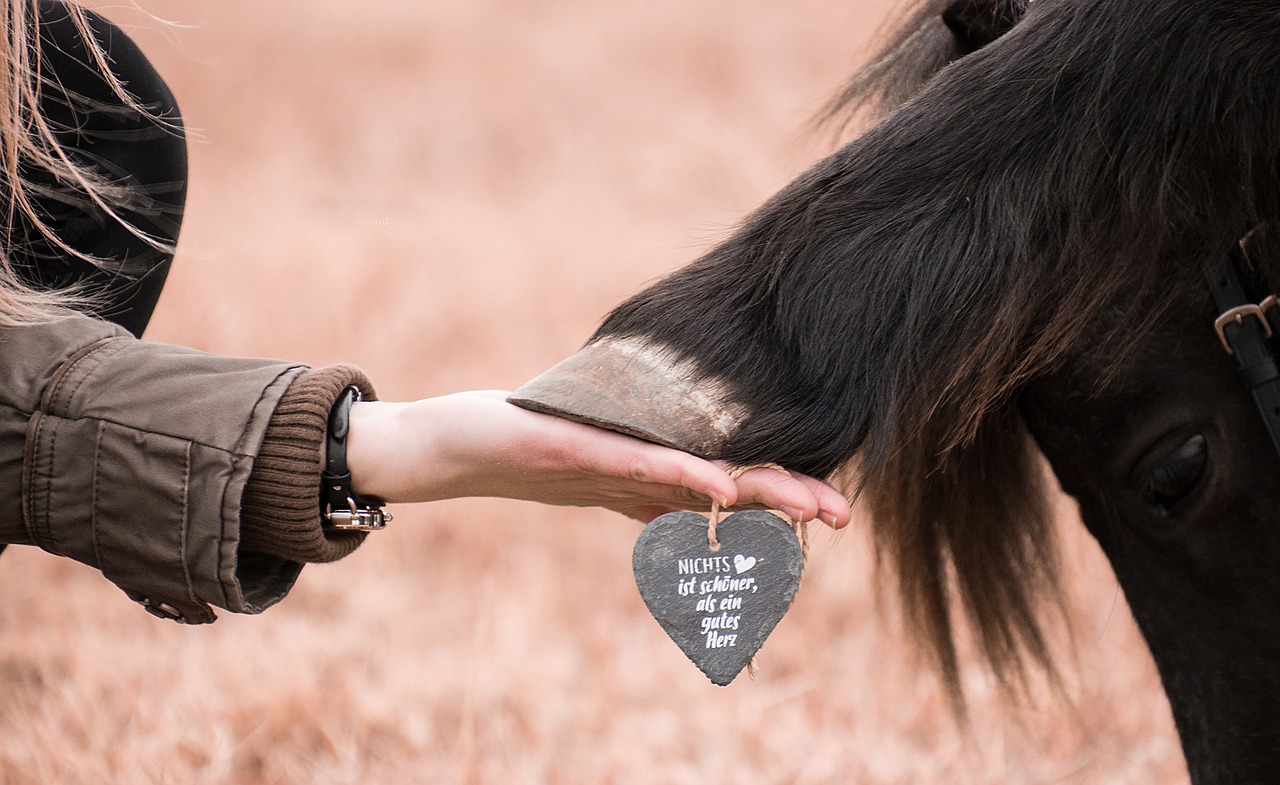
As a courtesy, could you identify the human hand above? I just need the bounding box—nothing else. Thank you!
[345,390,851,525]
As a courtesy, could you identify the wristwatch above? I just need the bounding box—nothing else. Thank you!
[321,385,391,531]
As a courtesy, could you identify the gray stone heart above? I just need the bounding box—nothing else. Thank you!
[632,509,804,686]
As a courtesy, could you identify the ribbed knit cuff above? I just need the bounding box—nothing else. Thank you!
[239,365,376,563]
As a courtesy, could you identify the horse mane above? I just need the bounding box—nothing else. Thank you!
[598,0,1280,706]
[825,0,1068,708]
[820,0,1029,133]
[826,0,1280,706]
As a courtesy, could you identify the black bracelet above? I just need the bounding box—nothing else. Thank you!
[321,385,391,531]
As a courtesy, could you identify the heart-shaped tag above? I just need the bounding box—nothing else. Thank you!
[632,509,804,686]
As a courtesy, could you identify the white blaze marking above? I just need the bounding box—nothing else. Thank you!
[593,336,748,437]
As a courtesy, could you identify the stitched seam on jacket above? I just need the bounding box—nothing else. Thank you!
[48,354,307,455]
[35,415,258,457]
[179,441,198,608]
[40,337,122,413]
[21,411,38,541]
[231,366,301,457]
[57,339,131,416]
[22,412,46,549]
[215,456,241,611]
[42,417,59,554]
[219,365,302,611]
[89,424,104,570]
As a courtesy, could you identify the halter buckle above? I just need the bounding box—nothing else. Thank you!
[1215,303,1274,354]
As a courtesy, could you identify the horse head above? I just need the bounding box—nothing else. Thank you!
[512,0,1280,780]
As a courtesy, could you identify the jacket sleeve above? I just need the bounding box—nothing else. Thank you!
[0,314,374,623]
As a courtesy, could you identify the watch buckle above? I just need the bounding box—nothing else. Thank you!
[325,503,392,532]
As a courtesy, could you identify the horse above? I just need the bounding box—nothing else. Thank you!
[510,0,1280,780]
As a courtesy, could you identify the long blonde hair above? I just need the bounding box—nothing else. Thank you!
[0,0,169,324]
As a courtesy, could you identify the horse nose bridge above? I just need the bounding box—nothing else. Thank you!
[508,336,747,457]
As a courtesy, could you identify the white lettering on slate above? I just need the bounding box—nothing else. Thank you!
[674,553,760,649]
[678,556,733,574]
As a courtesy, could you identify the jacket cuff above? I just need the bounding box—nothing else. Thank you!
[239,365,376,564]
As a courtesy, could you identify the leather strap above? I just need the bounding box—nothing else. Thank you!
[1205,240,1280,457]
[320,385,390,531]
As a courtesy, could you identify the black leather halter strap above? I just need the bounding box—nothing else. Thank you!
[1205,228,1280,456]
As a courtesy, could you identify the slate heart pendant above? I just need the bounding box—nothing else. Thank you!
[632,509,804,686]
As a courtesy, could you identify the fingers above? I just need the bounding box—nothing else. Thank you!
[633,450,740,509]
[545,411,850,527]
[553,420,741,508]
[728,465,851,529]
[797,473,852,529]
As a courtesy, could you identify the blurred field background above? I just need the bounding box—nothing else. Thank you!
[0,1,1189,783]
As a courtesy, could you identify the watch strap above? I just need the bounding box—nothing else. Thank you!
[321,385,391,531]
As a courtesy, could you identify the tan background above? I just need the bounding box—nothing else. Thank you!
[0,1,1187,782]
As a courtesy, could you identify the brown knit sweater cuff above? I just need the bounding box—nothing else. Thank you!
[240,365,376,564]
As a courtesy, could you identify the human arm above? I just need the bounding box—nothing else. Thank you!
[0,315,847,626]
[344,390,851,526]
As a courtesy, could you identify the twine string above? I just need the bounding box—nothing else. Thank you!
[708,463,810,554]
[707,499,723,551]
[707,462,813,681]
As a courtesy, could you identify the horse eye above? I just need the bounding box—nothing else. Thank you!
[1137,434,1208,509]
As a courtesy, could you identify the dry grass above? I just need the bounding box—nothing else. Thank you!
[0,1,1188,782]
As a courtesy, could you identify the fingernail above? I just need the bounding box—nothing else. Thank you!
[781,505,805,521]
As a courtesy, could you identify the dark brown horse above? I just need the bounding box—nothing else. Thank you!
[511,0,1280,781]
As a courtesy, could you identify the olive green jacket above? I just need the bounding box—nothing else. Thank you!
[0,314,372,623]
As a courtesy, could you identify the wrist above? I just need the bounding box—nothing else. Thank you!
[322,387,391,530]
[345,399,425,502]
[345,399,388,500]
[344,393,523,504]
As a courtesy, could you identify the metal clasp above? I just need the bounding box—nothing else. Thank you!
[1215,303,1274,354]
[1261,294,1280,324]
[325,500,392,531]
[138,597,188,623]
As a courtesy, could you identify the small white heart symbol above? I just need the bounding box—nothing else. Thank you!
[734,555,757,574]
